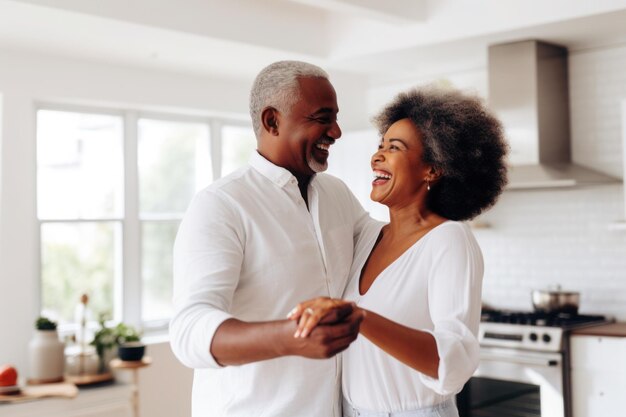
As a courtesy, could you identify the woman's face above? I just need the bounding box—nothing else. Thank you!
[370,118,432,207]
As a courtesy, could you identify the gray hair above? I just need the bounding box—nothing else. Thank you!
[249,61,329,138]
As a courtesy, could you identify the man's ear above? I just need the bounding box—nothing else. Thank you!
[261,107,280,136]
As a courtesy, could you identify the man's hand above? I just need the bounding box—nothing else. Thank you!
[283,307,365,359]
[287,297,364,338]
[210,299,365,365]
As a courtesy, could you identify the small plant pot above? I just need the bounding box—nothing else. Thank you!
[117,343,145,362]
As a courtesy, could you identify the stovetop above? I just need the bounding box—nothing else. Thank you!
[481,310,607,329]
[478,309,612,352]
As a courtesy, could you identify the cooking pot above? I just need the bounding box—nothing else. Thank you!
[531,287,580,314]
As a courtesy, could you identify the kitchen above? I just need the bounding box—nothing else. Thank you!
[1,1,626,416]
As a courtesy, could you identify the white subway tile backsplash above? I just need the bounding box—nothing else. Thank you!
[478,184,626,318]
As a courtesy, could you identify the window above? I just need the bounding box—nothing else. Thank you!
[36,107,255,330]
[220,125,257,177]
[137,118,211,322]
[38,110,123,323]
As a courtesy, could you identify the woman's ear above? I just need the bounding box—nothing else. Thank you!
[428,166,443,182]
[261,107,280,136]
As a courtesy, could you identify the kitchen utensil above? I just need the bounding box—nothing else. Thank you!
[531,286,580,314]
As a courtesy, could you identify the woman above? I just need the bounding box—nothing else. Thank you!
[288,87,508,417]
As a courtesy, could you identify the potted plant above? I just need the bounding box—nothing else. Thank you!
[28,316,65,383]
[91,318,144,371]
[91,315,118,373]
[114,323,145,362]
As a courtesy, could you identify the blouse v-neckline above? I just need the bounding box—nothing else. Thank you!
[357,220,451,297]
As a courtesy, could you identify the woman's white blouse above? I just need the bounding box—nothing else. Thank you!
[342,220,483,412]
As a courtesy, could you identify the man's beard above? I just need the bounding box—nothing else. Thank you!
[307,155,328,173]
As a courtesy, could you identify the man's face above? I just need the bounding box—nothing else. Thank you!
[276,77,342,177]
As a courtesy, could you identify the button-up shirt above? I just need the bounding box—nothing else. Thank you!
[170,151,369,417]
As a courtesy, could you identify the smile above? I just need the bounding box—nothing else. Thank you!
[372,169,392,185]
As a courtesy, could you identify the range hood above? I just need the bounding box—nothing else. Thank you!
[488,40,620,189]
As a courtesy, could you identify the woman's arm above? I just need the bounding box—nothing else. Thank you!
[357,308,439,378]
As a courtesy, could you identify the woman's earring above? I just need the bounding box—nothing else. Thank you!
[426,179,431,191]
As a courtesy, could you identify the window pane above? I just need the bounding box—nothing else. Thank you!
[37,110,124,219]
[141,221,178,321]
[221,125,256,177]
[138,119,211,215]
[41,222,119,324]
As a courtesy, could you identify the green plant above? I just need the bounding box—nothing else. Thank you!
[113,323,141,345]
[90,315,117,373]
[35,316,57,331]
[90,315,142,372]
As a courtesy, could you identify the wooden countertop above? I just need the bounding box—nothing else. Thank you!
[571,322,626,337]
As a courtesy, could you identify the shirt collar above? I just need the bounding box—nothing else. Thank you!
[249,151,299,188]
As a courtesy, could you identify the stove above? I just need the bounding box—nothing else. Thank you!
[478,310,609,352]
[458,310,612,417]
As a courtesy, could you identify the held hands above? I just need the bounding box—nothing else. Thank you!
[287,297,364,338]
[282,297,365,359]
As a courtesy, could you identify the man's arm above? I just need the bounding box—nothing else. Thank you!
[170,190,363,369]
[211,307,364,366]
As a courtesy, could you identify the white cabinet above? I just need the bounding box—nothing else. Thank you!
[0,384,133,417]
[571,332,626,417]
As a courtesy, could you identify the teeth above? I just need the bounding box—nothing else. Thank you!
[315,143,329,151]
[373,171,392,180]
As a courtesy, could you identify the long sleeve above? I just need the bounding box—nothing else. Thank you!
[418,223,483,395]
[169,190,244,369]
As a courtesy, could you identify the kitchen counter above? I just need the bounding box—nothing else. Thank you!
[570,322,626,416]
[0,383,133,417]
[571,322,626,337]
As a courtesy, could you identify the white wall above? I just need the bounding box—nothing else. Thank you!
[0,93,3,256]
[120,339,193,417]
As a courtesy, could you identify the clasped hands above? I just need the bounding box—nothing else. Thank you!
[287,297,365,339]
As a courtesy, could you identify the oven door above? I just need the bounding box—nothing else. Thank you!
[457,346,564,417]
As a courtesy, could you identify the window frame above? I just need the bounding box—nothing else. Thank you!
[35,103,255,335]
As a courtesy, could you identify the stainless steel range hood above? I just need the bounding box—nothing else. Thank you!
[488,40,620,189]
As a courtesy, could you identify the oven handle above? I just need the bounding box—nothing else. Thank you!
[480,352,560,367]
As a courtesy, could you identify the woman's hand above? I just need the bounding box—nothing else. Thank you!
[287,297,360,338]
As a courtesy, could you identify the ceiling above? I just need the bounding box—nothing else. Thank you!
[1,0,626,83]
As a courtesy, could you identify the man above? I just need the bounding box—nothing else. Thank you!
[170,61,369,416]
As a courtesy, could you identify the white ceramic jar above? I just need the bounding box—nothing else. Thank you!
[28,329,65,383]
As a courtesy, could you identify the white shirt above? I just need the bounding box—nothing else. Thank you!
[342,220,483,412]
[170,152,369,417]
